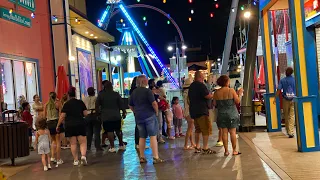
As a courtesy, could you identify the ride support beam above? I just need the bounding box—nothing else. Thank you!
[240,4,259,130]
[261,10,282,132]
[288,0,320,152]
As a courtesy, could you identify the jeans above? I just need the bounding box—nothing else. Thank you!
[86,113,101,149]
[137,115,159,138]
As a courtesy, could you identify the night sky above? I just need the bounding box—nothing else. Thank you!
[86,0,248,64]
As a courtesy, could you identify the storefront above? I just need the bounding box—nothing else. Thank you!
[0,0,55,111]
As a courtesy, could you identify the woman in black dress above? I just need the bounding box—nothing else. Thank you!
[56,87,88,166]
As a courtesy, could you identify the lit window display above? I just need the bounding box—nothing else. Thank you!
[0,58,39,110]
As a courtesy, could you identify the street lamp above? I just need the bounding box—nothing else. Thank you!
[182,45,187,50]
[244,11,251,19]
[167,46,173,51]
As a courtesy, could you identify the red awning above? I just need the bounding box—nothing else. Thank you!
[55,65,69,100]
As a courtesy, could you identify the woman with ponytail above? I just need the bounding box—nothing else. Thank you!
[57,87,88,166]
[44,92,64,165]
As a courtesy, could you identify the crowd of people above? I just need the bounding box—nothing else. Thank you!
[15,70,248,171]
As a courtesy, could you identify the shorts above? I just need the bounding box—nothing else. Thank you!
[28,128,33,137]
[47,120,65,135]
[137,115,158,138]
[103,121,121,133]
[65,123,86,137]
[173,118,182,127]
[194,115,212,136]
[38,143,50,155]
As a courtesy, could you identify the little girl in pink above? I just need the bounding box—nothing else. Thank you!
[172,97,184,138]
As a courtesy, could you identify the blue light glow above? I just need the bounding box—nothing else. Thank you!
[119,4,178,87]
[98,5,111,27]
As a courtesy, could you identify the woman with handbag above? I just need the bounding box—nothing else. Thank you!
[83,87,102,151]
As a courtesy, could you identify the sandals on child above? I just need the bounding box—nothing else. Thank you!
[153,157,165,164]
[140,157,147,163]
[202,148,217,154]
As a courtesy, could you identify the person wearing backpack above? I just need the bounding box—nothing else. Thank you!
[275,67,296,138]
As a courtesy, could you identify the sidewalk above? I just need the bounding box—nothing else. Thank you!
[240,130,320,179]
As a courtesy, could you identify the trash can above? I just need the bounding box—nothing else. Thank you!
[0,110,29,165]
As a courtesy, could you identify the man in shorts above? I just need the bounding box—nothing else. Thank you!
[188,71,215,154]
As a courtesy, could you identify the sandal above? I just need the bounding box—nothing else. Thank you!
[140,157,147,163]
[194,147,202,153]
[202,148,217,154]
[184,146,194,150]
[224,152,230,156]
[233,152,242,156]
[153,157,164,164]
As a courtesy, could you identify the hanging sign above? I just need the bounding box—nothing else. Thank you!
[305,0,320,20]
[0,8,31,27]
[9,0,36,12]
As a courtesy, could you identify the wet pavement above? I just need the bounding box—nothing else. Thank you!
[2,113,282,180]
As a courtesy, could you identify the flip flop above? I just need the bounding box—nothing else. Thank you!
[233,152,242,156]
[184,146,194,150]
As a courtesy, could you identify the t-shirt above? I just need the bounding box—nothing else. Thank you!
[96,90,124,122]
[22,110,33,128]
[61,98,87,127]
[129,87,156,123]
[278,76,296,100]
[172,104,183,119]
[188,81,210,119]
[83,96,97,114]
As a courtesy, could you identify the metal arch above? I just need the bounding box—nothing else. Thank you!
[111,4,185,43]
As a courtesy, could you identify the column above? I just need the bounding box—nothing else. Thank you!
[288,0,320,152]
[260,10,282,132]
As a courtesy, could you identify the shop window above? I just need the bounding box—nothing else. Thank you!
[0,58,38,110]
[1,58,15,110]
[13,61,27,106]
[25,62,38,107]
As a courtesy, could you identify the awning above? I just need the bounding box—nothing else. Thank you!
[188,64,207,71]
[69,10,114,43]
[112,72,141,79]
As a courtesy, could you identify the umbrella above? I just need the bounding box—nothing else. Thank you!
[55,65,69,99]
[258,59,265,85]
[188,64,207,71]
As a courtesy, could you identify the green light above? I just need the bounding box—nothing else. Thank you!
[137,0,140,2]
[143,16,146,21]
[241,6,244,11]
[167,20,170,24]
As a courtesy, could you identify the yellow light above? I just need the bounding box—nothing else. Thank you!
[85,31,89,34]
[163,0,166,3]
[9,9,13,14]
[77,21,81,24]
[90,34,94,37]
[244,11,251,19]
[94,36,98,39]
[120,19,123,23]
[188,17,192,22]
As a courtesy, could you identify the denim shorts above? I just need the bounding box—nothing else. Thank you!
[137,115,159,138]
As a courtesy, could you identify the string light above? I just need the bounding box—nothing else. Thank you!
[120,18,123,23]
[210,13,214,18]
[75,18,78,22]
[189,0,192,3]
[167,20,170,24]
[137,0,140,2]
[9,9,13,14]
[191,9,194,14]
[188,17,192,21]
[31,13,35,18]
[77,20,81,24]
[143,16,146,21]
[145,21,148,26]
[163,0,166,3]
[52,15,58,22]
[215,3,219,8]
[241,5,245,11]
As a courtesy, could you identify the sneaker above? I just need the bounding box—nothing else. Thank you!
[215,141,223,147]
[48,164,52,170]
[81,156,87,166]
[50,158,56,163]
[56,159,64,165]
[289,134,294,138]
[119,145,126,151]
[44,166,48,171]
[73,160,79,166]
[108,148,116,153]
[168,136,175,140]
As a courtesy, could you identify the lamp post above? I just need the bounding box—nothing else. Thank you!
[167,36,187,89]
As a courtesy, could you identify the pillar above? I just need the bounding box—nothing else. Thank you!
[288,0,320,152]
[261,10,282,132]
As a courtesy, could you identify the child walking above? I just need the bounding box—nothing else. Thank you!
[171,97,184,138]
[34,118,52,171]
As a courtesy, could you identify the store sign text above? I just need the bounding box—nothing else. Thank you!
[305,0,320,20]
[9,0,36,12]
[0,8,31,27]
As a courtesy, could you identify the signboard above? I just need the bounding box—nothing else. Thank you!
[305,0,320,20]
[9,0,36,12]
[0,8,31,27]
